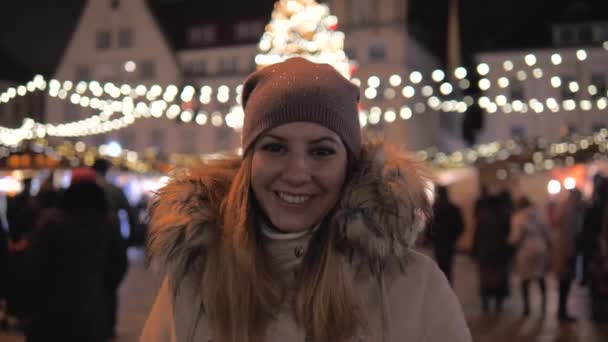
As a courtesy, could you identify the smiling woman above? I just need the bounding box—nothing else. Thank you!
[251,122,348,233]
[141,57,472,342]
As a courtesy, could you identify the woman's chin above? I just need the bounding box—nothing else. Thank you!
[271,219,314,233]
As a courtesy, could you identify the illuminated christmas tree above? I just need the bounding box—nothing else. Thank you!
[255,0,355,79]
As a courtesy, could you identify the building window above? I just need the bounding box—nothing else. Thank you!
[96,31,111,50]
[394,0,406,21]
[187,25,216,46]
[150,128,165,153]
[215,126,233,151]
[509,80,525,101]
[592,122,606,133]
[561,75,577,101]
[93,134,105,147]
[593,23,608,42]
[510,125,525,138]
[368,43,386,63]
[590,73,606,100]
[219,56,239,74]
[184,60,208,77]
[348,0,377,25]
[64,102,79,122]
[140,60,156,80]
[118,28,133,48]
[345,47,357,60]
[120,130,135,149]
[234,20,264,41]
[110,0,120,10]
[579,26,593,43]
[75,65,90,81]
[180,128,197,154]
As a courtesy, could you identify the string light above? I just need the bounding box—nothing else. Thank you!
[2,42,607,147]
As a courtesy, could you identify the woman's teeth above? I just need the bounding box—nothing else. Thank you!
[277,192,311,204]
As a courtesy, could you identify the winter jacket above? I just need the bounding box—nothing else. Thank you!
[508,207,551,280]
[140,141,472,342]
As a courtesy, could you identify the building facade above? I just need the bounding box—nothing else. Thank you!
[475,21,608,143]
[46,0,448,155]
[0,48,45,132]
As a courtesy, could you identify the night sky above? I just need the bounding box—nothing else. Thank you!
[1,0,607,80]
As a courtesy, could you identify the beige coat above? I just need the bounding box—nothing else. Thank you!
[140,141,472,342]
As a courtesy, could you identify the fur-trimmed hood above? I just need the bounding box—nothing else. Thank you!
[147,139,433,280]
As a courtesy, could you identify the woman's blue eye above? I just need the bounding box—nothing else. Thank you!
[311,147,335,157]
[261,143,285,153]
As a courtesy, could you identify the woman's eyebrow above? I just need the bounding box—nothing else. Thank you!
[260,134,286,142]
[310,137,340,145]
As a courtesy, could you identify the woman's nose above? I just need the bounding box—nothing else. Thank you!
[281,155,312,185]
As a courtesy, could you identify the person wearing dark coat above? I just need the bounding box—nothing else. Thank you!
[472,189,513,313]
[427,185,464,285]
[22,168,127,342]
[93,158,133,339]
[582,174,608,322]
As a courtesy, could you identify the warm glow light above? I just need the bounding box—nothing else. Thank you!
[548,179,561,194]
[477,63,490,75]
[124,61,137,72]
[400,106,412,120]
[576,49,588,61]
[367,76,380,88]
[503,60,514,71]
[564,177,576,190]
[402,86,415,98]
[439,83,453,95]
[517,70,527,81]
[365,87,377,99]
[551,54,562,65]
[454,67,467,79]
[409,71,422,84]
[432,69,445,82]
[524,54,536,66]
[498,77,509,88]
[587,85,598,96]
[389,74,402,86]
[569,81,580,93]
[478,79,491,91]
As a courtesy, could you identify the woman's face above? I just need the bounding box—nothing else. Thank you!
[251,122,348,233]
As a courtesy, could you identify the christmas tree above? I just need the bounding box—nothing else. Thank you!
[256,0,355,79]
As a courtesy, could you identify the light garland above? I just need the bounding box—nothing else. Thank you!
[420,128,608,173]
[1,37,607,146]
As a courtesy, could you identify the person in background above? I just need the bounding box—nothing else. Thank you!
[0,193,8,328]
[473,187,513,314]
[550,188,584,323]
[23,168,126,341]
[508,196,551,317]
[427,185,464,285]
[6,178,36,242]
[4,178,39,329]
[582,174,608,322]
[92,159,132,339]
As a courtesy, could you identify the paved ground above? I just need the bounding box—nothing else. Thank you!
[1,248,607,341]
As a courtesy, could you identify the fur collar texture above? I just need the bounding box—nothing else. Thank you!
[147,139,432,280]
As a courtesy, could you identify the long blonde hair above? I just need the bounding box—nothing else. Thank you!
[201,151,363,342]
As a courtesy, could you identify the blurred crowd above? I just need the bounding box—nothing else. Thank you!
[425,174,608,323]
[0,161,607,340]
[0,159,148,341]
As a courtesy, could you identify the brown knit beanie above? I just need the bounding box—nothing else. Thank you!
[241,57,361,157]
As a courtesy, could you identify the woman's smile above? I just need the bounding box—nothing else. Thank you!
[251,122,348,233]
